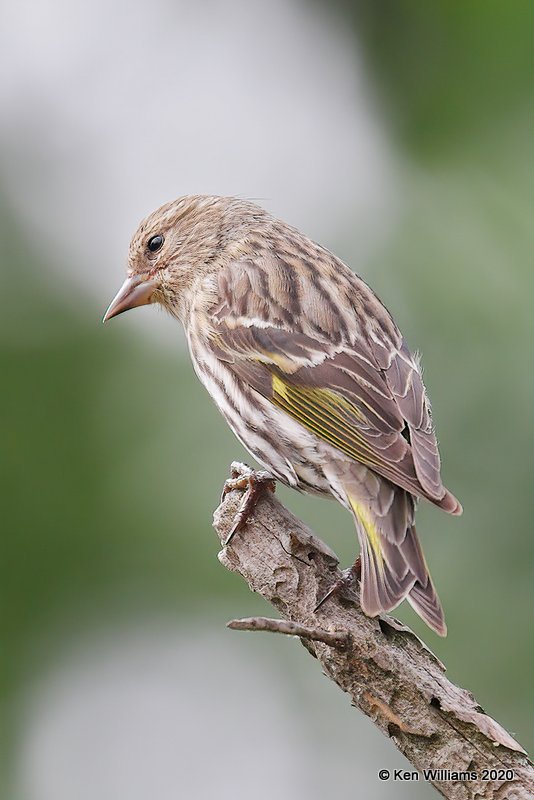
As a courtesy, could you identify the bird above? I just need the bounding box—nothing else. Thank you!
[104,195,462,636]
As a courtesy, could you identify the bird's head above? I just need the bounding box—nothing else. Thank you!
[103,195,264,323]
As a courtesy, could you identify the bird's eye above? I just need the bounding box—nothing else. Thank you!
[147,234,164,253]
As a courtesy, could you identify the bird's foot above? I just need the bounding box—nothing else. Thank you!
[221,462,276,546]
[314,556,361,612]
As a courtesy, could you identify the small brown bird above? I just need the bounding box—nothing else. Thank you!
[104,196,461,636]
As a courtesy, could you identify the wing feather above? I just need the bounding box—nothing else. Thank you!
[205,256,460,512]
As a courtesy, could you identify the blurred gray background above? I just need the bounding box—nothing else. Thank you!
[2,1,533,798]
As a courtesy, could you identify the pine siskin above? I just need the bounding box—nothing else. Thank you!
[104,196,462,636]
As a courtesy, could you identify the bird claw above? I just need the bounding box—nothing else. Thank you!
[220,461,252,502]
[221,463,276,546]
[314,557,361,612]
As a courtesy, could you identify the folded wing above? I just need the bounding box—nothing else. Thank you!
[207,255,461,514]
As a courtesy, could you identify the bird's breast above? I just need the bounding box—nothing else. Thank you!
[185,334,332,495]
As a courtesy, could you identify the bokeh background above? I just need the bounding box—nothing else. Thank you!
[2,1,534,797]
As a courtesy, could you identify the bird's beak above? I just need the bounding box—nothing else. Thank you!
[103,274,157,322]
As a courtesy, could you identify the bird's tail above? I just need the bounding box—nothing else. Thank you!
[348,493,447,636]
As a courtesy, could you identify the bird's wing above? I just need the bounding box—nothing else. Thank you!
[206,255,459,510]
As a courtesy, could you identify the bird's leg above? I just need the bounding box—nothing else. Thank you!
[314,556,361,612]
[221,462,276,546]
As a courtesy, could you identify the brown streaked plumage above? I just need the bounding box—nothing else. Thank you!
[104,195,462,636]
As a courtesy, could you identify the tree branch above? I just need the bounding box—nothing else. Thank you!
[213,462,533,800]
[227,615,350,646]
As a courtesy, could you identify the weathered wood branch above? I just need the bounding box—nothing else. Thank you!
[213,462,533,800]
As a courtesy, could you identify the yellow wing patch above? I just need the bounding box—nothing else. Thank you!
[260,352,300,373]
[349,497,384,566]
[271,373,382,469]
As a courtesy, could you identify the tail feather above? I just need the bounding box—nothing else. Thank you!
[359,533,415,616]
[381,529,427,585]
[407,578,447,637]
[349,492,447,636]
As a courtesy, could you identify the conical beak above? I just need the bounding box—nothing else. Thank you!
[103,275,157,322]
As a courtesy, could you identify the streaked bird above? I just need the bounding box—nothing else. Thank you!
[104,196,462,636]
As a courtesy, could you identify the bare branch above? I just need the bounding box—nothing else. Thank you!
[227,615,349,647]
[213,462,533,800]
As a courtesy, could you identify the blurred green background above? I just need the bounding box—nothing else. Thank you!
[2,2,533,798]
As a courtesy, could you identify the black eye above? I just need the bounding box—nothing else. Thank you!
[147,234,164,253]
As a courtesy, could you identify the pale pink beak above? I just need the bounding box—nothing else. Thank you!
[103,274,157,322]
